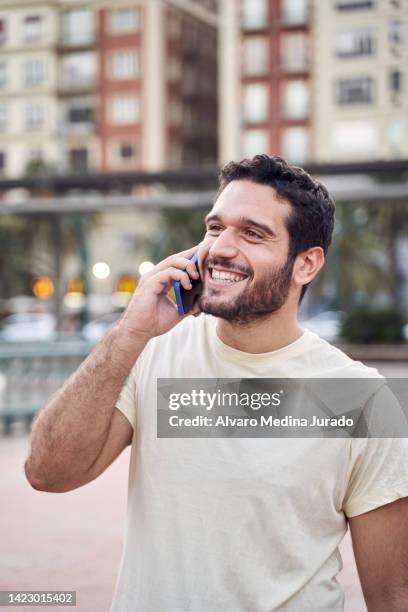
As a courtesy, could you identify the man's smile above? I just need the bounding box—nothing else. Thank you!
[206,266,249,287]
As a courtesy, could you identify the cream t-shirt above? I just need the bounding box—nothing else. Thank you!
[111,314,408,612]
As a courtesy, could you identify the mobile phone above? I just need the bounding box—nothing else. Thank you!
[173,254,202,315]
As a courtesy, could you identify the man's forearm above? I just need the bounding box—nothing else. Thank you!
[24,323,148,490]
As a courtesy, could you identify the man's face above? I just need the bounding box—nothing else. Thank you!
[197,180,296,325]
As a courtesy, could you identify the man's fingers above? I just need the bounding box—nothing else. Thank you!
[150,267,192,293]
[144,250,199,280]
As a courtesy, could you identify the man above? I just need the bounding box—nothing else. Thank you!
[25,155,408,611]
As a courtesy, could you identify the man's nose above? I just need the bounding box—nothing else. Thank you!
[208,229,239,259]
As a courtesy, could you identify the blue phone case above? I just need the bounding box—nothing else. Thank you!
[173,254,199,315]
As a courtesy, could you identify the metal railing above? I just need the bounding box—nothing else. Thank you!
[0,340,92,435]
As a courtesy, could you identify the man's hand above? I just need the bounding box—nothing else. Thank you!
[349,496,408,611]
[120,245,201,340]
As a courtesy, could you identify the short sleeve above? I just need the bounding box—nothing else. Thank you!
[115,368,137,430]
[342,384,408,517]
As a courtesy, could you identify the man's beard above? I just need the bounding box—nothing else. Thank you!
[198,256,295,326]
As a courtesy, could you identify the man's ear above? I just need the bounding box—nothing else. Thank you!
[292,247,325,290]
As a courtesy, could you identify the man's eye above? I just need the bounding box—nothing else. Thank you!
[245,229,262,239]
[207,225,223,233]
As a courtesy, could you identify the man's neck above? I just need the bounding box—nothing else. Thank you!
[215,307,303,354]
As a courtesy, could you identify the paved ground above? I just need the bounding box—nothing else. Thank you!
[0,434,366,612]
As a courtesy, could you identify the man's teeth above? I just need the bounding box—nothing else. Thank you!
[211,269,246,282]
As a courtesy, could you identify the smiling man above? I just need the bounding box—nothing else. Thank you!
[25,155,408,612]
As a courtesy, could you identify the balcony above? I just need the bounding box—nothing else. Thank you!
[58,30,96,51]
[335,0,374,9]
[60,121,96,137]
[58,76,97,96]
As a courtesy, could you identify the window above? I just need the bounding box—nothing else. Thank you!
[110,8,139,33]
[62,9,94,46]
[336,0,374,9]
[23,15,44,42]
[335,29,374,57]
[167,58,181,81]
[118,142,137,162]
[0,19,6,45]
[243,37,268,76]
[167,14,182,39]
[25,103,44,129]
[336,77,373,104]
[242,0,268,30]
[281,33,309,71]
[68,105,93,124]
[242,129,268,157]
[24,58,46,85]
[61,53,96,88]
[389,20,403,45]
[390,70,402,93]
[111,50,139,79]
[0,104,7,131]
[112,96,139,124]
[0,62,7,87]
[69,148,88,172]
[282,0,308,25]
[282,127,309,163]
[387,118,405,149]
[332,120,377,158]
[168,99,182,125]
[283,80,309,119]
[243,83,268,122]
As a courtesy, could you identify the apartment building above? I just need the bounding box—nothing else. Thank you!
[0,0,218,178]
[241,0,311,164]
[2,1,405,178]
[0,1,59,177]
[220,0,407,165]
[97,4,142,172]
[313,0,408,162]
[57,4,100,173]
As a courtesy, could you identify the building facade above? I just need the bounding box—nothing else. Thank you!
[0,0,218,178]
[0,1,59,177]
[313,0,408,162]
[1,1,407,177]
[219,0,407,165]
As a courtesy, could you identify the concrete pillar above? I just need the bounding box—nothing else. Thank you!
[142,0,166,170]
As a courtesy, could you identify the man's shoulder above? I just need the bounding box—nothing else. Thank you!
[302,329,382,379]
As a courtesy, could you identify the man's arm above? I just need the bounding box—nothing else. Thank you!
[24,246,200,493]
[24,327,146,493]
[349,496,408,611]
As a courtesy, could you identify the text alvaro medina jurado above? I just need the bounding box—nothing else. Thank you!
[166,389,354,429]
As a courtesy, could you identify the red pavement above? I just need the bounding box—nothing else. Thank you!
[0,435,366,612]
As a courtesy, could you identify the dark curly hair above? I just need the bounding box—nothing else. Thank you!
[217,154,336,302]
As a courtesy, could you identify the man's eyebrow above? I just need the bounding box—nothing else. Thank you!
[204,213,276,237]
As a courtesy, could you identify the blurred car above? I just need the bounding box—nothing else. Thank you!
[0,313,56,342]
[81,312,122,343]
[302,311,343,342]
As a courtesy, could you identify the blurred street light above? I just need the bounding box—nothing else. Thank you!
[111,274,138,309]
[32,276,55,300]
[92,262,111,279]
[138,261,154,275]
